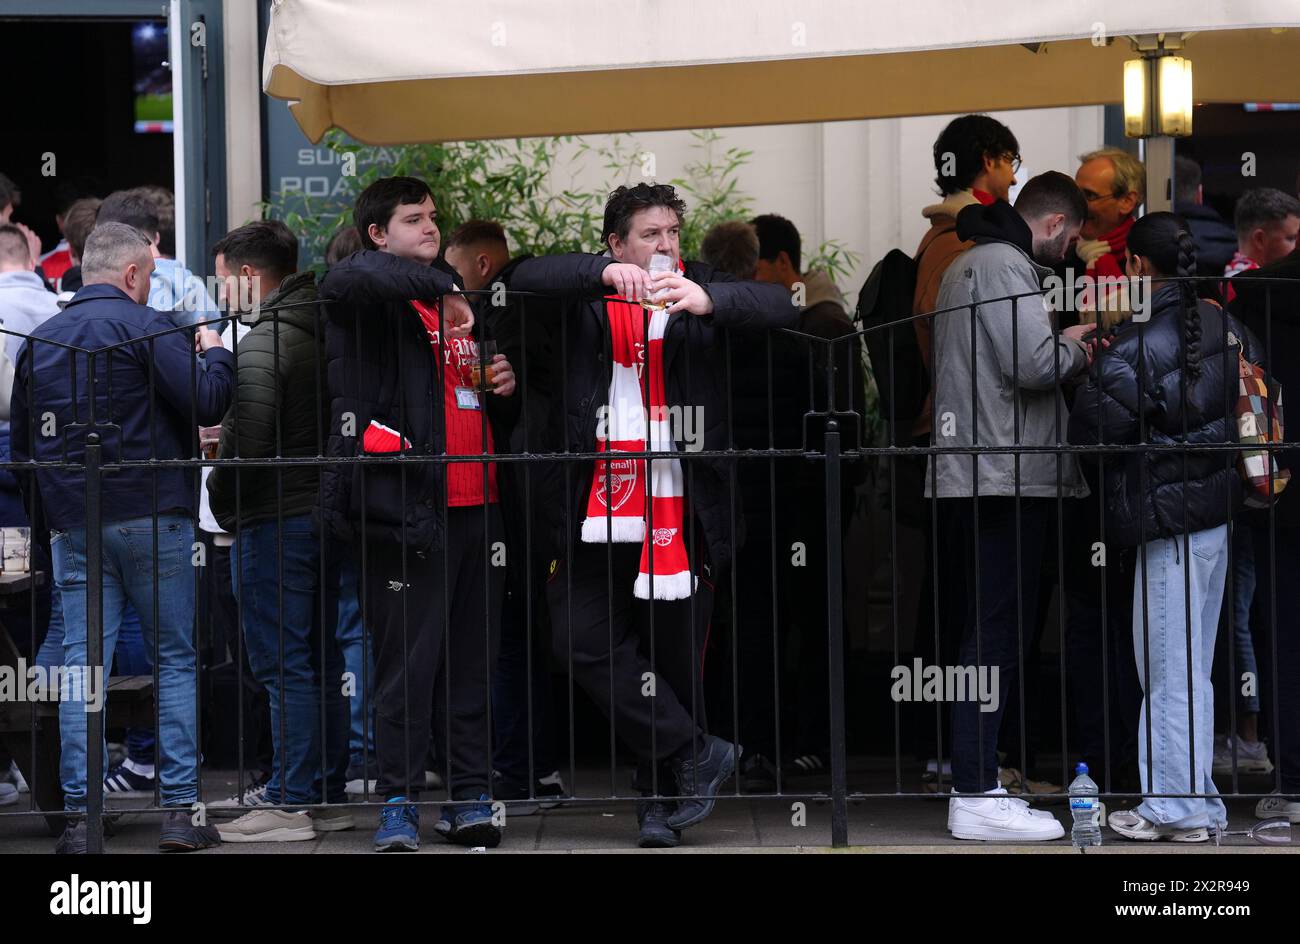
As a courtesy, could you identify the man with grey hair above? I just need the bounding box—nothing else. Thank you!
[699,220,759,280]
[1073,147,1145,310]
[12,220,234,854]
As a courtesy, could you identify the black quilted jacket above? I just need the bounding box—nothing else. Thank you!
[1068,283,1260,546]
[207,270,327,530]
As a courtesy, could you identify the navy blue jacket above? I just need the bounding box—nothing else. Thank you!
[10,283,235,529]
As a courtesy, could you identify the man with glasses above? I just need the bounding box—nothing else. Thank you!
[1072,148,1145,319]
[914,116,1022,441]
[909,116,1020,794]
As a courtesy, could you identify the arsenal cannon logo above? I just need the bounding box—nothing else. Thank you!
[594,455,641,512]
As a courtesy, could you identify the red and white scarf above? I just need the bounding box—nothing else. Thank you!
[582,296,692,600]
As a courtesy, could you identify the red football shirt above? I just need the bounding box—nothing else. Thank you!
[409,300,498,507]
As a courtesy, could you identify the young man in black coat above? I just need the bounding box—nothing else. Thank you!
[318,177,517,851]
[506,183,797,846]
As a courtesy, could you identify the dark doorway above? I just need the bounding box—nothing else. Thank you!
[1,18,174,256]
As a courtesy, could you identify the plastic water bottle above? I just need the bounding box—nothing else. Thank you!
[1069,762,1102,847]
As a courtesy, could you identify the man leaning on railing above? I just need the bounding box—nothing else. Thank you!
[317,176,516,853]
[506,182,797,847]
[11,220,234,854]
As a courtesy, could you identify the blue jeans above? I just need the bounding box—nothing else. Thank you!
[35,590,64,669]
[232,515,349,805]
[335,556,374,768]
[1230,522,1260,715]
[112,605,157,765]
[1132,524,1230,829]
[53,515,199,811]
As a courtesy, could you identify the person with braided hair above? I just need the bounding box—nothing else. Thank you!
[1069,211,1262,841]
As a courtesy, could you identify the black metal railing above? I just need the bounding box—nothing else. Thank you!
[0,273,1294,851]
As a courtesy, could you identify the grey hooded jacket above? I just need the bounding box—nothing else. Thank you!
[927,201,1089,499]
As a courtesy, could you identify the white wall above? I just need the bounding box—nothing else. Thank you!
[543,107,1107,293]
[223,0,264,228]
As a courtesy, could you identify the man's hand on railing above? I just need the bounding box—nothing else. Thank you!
[601,263,653,303]
[443,293,475,340]
[650,271,714,316]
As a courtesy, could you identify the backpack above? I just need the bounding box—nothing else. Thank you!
[854,228,954,438]
[1229,329,1290,508]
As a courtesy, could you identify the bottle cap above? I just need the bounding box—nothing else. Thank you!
[1075,762,1089,775]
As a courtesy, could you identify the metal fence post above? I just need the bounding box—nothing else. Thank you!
[84,430,104,854]
[824,417,849,847]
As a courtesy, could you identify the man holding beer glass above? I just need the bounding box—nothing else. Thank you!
[508,183,795,846]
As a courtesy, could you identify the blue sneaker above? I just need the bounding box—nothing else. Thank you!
[434,794,501,848]
[374,797,419,852]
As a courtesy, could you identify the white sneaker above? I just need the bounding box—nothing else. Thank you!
[345,777,377,796]
[1254,794,1300,823]
[217,808,316,842]
[947,785,1057,829]
[948,786,1065,841]
[210,779,272,811]
[3,761,28,794]
[1212,734,1274,775]
[311,806,356,832]
[1108,809,1209,842]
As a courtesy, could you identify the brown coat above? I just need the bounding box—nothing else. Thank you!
[909,190,979,436]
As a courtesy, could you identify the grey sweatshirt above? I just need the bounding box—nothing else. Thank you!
[926,205,1089,500]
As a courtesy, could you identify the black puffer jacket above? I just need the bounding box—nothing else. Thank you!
[207,270,326,530]
[1068,284,1260,546]
[317,250,512,551]
[506,252,797,572]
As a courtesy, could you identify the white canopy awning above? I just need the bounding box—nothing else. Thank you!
[263,0,1300,143]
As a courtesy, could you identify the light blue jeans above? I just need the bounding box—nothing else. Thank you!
[1132,524,1230,829]
[53,515,199,811]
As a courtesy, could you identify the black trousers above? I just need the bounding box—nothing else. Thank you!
[946,497,1051,793]
[734,511,832,762]
[362,505,503,801]
[547,540,712,767]
[1061,494,1142,788]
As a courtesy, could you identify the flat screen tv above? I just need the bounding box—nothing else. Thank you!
[133,21,173,134]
